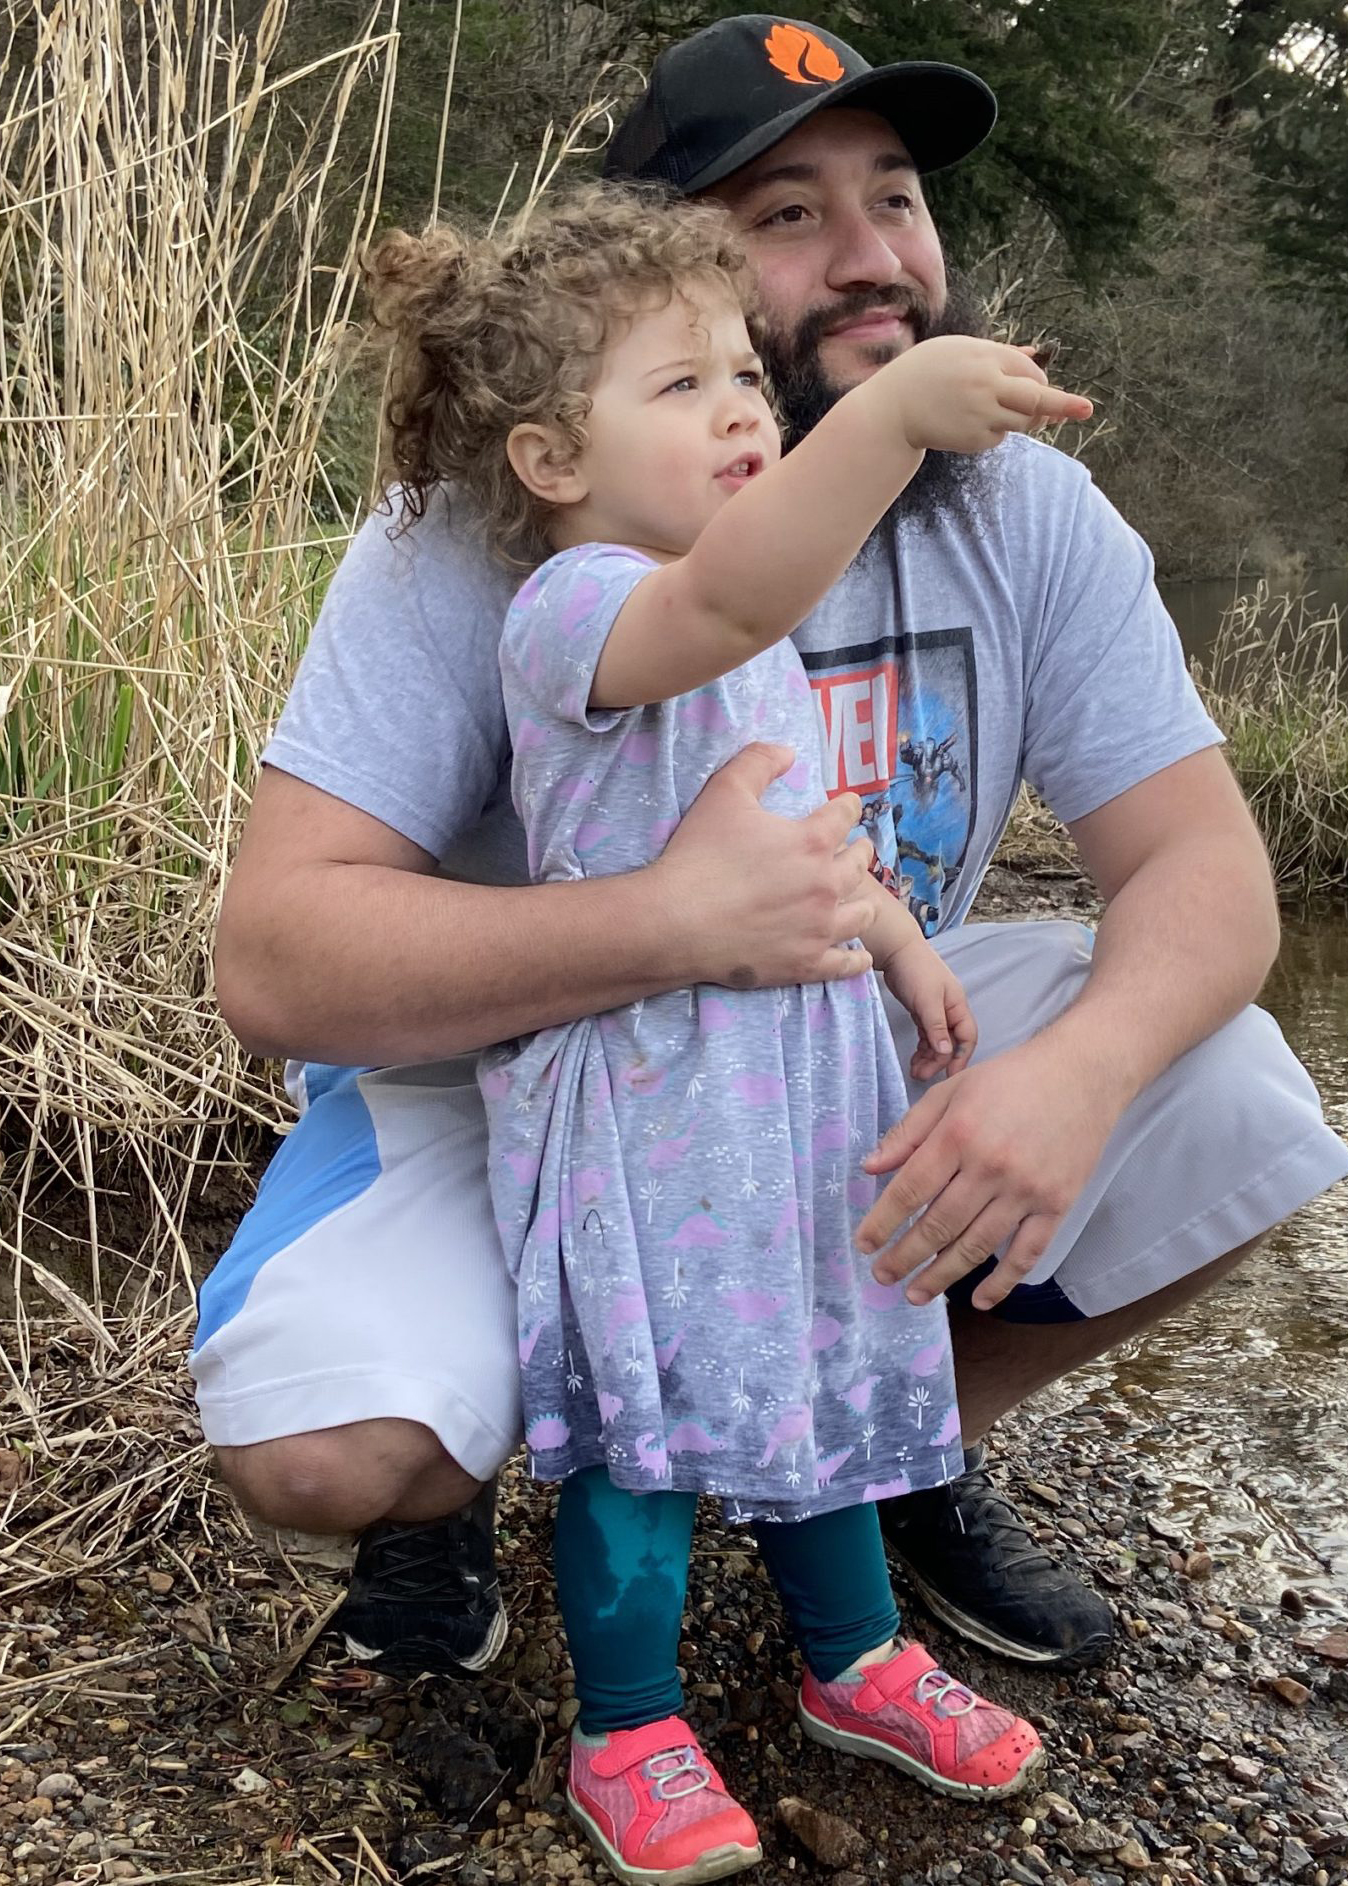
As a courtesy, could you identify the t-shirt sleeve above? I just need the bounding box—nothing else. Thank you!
[1018,454,1224,826]
[500,544,657,738]
[261,491,518,862]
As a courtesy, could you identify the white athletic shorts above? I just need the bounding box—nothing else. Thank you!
[190,920,1348,1476]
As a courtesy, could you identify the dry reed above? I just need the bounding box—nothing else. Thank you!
[1,0,402,1345]
[999,587,1348,895]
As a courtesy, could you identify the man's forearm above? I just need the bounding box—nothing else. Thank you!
[1035,834,1280,1109]
[217,865,692,1065]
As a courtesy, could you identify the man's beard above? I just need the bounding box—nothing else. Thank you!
[756,274,995,539]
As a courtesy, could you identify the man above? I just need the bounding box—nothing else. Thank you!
[196,14,1347,1679]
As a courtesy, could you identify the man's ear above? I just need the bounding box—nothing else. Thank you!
[507,424,587,507]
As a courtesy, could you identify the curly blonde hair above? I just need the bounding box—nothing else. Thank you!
[365,184,756,568]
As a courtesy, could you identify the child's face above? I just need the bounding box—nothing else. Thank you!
[566,280,781,558]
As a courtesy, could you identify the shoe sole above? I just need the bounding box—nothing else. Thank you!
[342,1596,509,1679]
[798,1697,1046,1800]
[568,1793,761,1886]
[897,1562,1113,1670]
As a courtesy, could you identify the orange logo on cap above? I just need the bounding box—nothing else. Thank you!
[765,21,845,86]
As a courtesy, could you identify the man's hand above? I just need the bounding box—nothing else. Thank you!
[654,743,875,988]
[855,1032,1124,1310]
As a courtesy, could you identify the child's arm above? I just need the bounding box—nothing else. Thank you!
[592,336,1092,710]
[859,889,977,1083]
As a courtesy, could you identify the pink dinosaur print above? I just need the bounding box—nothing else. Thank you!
[909,1339,947,1379]
[678,693,730,733]
[697,995,737,1034]
[598,1391,624,1426]
[860,1276,906,1313]
[720,1287,787,1325]
[653,1329,686,1371]
[503,1147,542,1188]
[758,1403,813,1469]
[574,1166,610,1205]
[526,1414,570,1452]
[647,1122,697,1173]
[666,1212,729,1250]
[574,820,614,854]
[617,729,660,766]
[809,1312,844,1353]
[634,1432,670,1479]
[603,1284,648,1353]
[648,816,680,850]
[518,1322,546,1367]
[811,1113,850,1158]
[478,1065,511,1101]
[667,1421,727,1456]
[838,1373,881,1416]
[862,1472,912,1502]
[929,1405,962,1449]
[814,1446,855,1488]
[731,1071,788,1107]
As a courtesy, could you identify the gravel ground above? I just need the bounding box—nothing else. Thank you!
[2,1392,1346,1886]
[4,863,1344,1884]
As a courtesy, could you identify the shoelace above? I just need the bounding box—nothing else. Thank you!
[641,1747,711,1802]
[358,1516,496,1606]
[951,1464,1057,1576]
[913,1668,977,1719]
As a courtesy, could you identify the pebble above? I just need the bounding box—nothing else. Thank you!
[1281,1836,1314,1876]
[776,1795,869,1868]
[34,1774,79,1802]
[1268,1677,1311,1708]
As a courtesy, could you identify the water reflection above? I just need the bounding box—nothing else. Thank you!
[1037,909,1348,1611]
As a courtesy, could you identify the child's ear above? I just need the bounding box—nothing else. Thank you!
[507,424,587,507]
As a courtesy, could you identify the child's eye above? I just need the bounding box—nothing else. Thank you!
[734,368,764,388]
[662,375,697,395]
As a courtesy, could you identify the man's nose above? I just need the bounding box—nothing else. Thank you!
[823,207,905,293]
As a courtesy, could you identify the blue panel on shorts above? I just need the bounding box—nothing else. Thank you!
[945,1257,1087,1324]
[193,1064,381,1350]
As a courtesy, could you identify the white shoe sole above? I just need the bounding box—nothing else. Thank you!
[901,1563,1111,1667]
[798,1697,1045,1801]
[343,1595,509,1676]
[568,1793,761,1886]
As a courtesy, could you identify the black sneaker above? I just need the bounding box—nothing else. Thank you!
[878,1445,1114,1669]
[331,1481,508,1680]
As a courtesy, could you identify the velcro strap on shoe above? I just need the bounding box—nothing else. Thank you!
[588,1717,700,1778]
[862,1642,937,1703]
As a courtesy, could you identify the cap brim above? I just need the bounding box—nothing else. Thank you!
[681,61,996,193]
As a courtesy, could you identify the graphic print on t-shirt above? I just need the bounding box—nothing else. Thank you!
[801,628,977,934]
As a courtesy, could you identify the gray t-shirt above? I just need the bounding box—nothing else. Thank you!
[264,433,1222,934]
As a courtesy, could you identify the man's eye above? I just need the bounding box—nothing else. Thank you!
[879,193,914,213]
[761,204,809,227]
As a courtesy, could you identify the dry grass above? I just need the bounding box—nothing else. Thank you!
[998,587,1348,894]
[1,0,407,1344]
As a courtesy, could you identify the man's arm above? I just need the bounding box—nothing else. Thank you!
[215,750,875,1066]
[854,748,1280,1306]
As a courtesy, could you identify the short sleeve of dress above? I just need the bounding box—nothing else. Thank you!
[501,543,657,738]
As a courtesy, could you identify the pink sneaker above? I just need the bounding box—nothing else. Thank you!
[567,1716,762,1886]
[799,1642,1045,1799]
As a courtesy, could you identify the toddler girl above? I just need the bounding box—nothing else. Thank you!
[368,187,1088,1886]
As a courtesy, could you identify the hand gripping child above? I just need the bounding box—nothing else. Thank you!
[367,187,1093,1886]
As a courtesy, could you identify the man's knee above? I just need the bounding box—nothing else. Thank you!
[216,1418,480,1533]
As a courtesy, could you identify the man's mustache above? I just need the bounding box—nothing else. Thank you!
[787,285,935,360]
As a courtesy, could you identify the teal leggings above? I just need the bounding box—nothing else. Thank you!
[554,1467,901,1734]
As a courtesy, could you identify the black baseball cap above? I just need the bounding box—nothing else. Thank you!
[604,13,996,194]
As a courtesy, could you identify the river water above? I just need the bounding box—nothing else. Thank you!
[1160,567,1348,673]
[1038,910,1348,1614]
